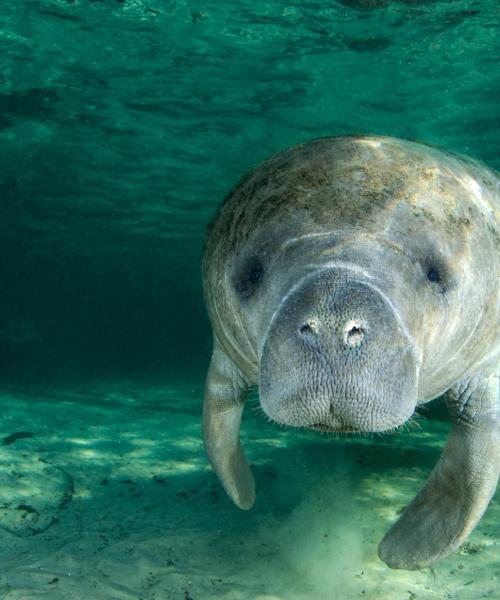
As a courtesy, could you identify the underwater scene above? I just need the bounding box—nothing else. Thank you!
[0,1,499,599]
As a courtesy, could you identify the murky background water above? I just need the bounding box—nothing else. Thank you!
[0,2,499,599]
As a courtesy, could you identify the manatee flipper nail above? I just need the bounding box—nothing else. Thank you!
[203,340,255,510]
[378,373,500,569]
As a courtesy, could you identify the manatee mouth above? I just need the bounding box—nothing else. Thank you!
[309,414,411,434]
[310,423,351,433]
[260,384,417,434]
[311,423,335,432]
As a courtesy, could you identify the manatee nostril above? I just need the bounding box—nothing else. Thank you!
[344,321,366,347]
[299,319,318,336]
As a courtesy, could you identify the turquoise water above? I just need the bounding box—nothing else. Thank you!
[0,1,499,599]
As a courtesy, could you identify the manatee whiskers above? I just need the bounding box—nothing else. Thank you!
[375,415,422,436]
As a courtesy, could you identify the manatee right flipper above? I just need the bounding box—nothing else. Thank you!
[203,340,255,510]
[378,372,500,569]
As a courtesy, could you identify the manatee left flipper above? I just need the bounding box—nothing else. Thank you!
[203,339,255,510]
[378,372,500,570]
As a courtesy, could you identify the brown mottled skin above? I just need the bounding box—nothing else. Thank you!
[202,136,500,569]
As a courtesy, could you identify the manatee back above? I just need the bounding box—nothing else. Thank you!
[204,136,499,259]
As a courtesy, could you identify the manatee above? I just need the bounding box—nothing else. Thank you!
[202,135,500,569]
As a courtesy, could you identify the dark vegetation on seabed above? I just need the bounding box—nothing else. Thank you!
[0,2,499,599]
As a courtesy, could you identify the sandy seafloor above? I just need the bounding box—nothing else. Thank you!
[0,381,498,600]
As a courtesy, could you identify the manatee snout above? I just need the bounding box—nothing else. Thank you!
[259,268,419,432]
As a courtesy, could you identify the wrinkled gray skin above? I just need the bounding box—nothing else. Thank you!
[202,136,500,570]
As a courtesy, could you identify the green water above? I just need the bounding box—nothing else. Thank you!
[0,1,499,599]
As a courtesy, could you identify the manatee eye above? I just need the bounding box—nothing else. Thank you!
[421,251,454,296]
[249,266,262,283]
[427,268,440,283]
[234,257,264,299]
